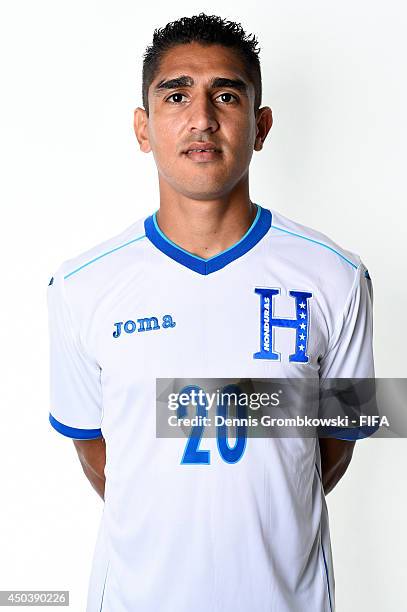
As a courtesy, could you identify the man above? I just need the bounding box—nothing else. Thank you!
[47,13,374,612]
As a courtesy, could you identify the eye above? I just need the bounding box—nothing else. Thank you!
[165,92,239,104]
[215,92,238,104]
[165,93,188,104]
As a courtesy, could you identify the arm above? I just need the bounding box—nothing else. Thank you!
[317,264,373,495]
[318,437,355,495]
[73,437,106,501]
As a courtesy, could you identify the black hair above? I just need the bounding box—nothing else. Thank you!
[142,13,262,115]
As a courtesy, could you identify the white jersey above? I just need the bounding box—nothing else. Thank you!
[47,204,374,612]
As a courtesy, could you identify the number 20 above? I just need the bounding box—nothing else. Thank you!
[179,384,247,464]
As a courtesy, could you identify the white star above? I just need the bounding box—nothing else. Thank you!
[300,323,306,329]
[299,344,305,351]
[299,302,306,309]
[300,313,306,319]
[299,333,305,340]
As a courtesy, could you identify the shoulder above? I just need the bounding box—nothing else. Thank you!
[267,208,369,294]
[269,208,362,270]
[49,216,148,310]
[60,216,146,282]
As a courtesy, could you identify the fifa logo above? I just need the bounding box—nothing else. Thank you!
[253,288,313,363]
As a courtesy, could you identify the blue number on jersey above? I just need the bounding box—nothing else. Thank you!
[179,385,210,465]
[180,384,247,464]
[216,384,247,463]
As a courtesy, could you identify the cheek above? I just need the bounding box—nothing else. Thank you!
[148,126,183,177]
[149,121,180,159]
[227,116,256,149]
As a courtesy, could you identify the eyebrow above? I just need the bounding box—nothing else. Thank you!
[153,75,248,95]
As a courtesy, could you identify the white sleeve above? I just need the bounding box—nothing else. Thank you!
[319,262,374,379]
[318,262,376,440]
[47,268,104,439]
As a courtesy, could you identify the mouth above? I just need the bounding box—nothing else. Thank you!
[182,144,222,162]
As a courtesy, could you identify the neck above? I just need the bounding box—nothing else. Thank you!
[155,179,257,260]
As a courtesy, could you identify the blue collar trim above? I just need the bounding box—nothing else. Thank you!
[144,204,272,275]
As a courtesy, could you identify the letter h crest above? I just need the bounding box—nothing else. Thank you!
[253,288,313,363]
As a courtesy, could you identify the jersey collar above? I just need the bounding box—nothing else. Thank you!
[144,204,272,275]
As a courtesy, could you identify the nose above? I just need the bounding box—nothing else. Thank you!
[188,92,219,133]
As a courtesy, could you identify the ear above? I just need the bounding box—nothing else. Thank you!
[254,107,273,152]
[134,107,151,153]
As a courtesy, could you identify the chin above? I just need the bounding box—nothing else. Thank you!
[176,176,233,198]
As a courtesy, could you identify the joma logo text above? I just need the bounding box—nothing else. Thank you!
[113,314,176,338]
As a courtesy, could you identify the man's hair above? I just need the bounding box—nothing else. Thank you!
[142,13,262,116]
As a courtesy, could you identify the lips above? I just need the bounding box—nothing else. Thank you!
[183,142,220,154]
[188,148,214,152]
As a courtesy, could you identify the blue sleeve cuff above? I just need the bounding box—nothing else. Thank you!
[49,413,103,440]
[318,425,379,440]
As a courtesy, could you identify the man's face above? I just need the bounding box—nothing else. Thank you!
[135,42,271,200]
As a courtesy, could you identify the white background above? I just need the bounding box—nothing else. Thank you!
[0,1,406,610]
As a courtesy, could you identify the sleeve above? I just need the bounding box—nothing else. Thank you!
[318,262,377,440]
[47,268,104,439]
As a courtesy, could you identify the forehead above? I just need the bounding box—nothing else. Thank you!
[151,42,251,88]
